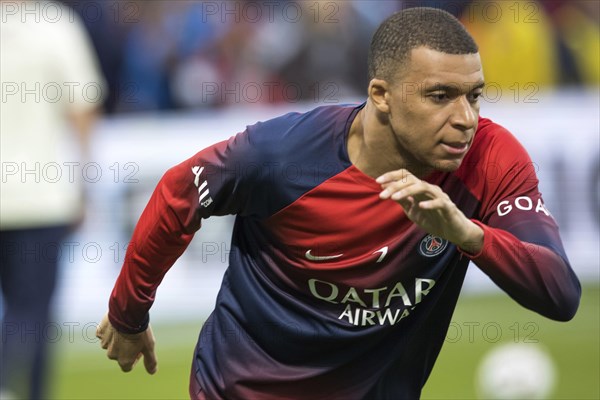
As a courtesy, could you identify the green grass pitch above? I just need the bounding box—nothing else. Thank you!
[49,285,599,399]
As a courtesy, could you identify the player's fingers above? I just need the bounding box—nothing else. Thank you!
[106,335,136,361]
[376,169,414,184]
[380,179,421,199]
[416,189,453,209]
[99,324,114,350]
[97,314,119,352]
[96,314,109,342]
[388,181,435,201]
[382,180,434,202]
[117,355,138,373]
[142,346,158,375]
[106,342,118,360]
[396,196,415,213]
[131,352,143,369]
[378,171,436,200]
[417,198,447,210]
[100,331,111,350]
[396,181,448,202]
[141,327,158,374]
[380,180,413,198]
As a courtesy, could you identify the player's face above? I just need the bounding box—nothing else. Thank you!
[385,47,484,174]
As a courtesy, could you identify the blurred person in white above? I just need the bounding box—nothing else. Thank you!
[0,1,105,398]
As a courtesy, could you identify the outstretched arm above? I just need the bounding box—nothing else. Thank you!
[378,166,581,322]
[98,134,253,373]
[97,158,201,374]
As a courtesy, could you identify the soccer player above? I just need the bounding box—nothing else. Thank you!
[96,8,581,399]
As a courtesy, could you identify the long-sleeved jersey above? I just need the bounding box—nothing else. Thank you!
[109,103,580,400]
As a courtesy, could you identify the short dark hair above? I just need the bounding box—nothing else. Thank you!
[368,7,478,82]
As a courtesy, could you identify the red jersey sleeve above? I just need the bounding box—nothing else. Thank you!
[459,119,580,321]
[108,133,252,333]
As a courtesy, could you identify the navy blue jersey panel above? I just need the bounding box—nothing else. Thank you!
[236,103,363,218]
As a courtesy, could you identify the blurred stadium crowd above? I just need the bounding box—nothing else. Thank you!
[61,0,599,113]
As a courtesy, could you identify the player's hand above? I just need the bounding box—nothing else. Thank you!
[377,169,483,251]
[96,313,158,375]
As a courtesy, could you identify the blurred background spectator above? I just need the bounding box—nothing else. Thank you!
[62,0,598,114]
[0,1,105,399]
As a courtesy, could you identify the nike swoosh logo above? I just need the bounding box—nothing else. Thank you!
[373,246,388,263]
[305,249,343,261]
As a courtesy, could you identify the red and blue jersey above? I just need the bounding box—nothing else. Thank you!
[109,103,580,399]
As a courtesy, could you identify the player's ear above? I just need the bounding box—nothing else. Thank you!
[368,78,391,114]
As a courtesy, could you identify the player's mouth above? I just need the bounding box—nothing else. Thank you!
[440,141,470,156]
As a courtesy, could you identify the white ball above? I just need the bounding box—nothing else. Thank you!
[476,343,557,399]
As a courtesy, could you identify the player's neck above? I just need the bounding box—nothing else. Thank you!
[347,101,433,179]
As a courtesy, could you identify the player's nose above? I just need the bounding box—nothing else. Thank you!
[450,96,477,131]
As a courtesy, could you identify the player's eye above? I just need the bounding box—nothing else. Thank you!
[429,92,450,103]
[468,91,483,103]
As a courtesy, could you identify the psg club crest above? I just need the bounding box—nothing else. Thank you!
[418,234,448,257]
